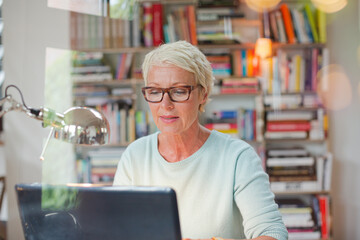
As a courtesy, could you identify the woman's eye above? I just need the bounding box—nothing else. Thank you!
[173,89,187,95]
[149,89,162,94]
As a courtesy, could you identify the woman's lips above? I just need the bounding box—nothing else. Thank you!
[160,115,179,123]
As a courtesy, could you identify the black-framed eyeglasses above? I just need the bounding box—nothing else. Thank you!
[141,85,200,103]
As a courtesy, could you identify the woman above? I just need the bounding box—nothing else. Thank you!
[113,41,288,240]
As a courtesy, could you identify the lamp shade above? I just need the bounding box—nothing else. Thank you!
[255,38,272,59]
[51,107,110,145]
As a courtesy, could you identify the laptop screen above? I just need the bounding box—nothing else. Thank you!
[15,184,182,240]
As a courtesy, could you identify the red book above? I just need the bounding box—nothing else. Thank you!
[143,3,153,47]
[317,195,330,239]
[152,3,164,46]
[279,4,297,44]
[266,121,311,132]
[205,123,237,130]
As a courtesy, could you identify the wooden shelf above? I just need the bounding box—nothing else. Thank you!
[211,92,262,97]
[274,190,331,195]
[264,106,323,111]
[74,94,137,101]
[72,42,326,53]
[264,139,326,143]
[74,79,144,87]
[273,42,326,49]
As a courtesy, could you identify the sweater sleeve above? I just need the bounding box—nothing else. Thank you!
[234,146,288,240]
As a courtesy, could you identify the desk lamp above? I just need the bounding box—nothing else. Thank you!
[0,84,110,159]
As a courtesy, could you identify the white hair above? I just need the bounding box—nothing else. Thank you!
[142,41,214,112]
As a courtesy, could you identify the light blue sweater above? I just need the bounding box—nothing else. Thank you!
[113,130,288,240]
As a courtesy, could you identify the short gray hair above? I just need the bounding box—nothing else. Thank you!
[142,41,214,112]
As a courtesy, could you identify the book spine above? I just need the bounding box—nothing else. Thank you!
[187,5,198,45]
[279,4,297,44]
[152,3,164,46]
[143,3,154,47]
[304,4,319,43]
[316,9,326,43]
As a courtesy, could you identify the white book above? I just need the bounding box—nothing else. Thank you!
[323,152,333,191]
[264,94,302,108]
[265,131,307,139]
[316,156,325,191]
[270,180,320,192]
[267,156,314,167]
[267,111,314,121]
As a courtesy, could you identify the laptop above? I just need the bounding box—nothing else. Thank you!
[15,184,182,240]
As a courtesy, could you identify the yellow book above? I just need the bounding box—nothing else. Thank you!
[316,9,327,43]
[295,55,302,92]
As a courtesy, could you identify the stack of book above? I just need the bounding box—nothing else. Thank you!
[264,110,315,140]
[206,52,232,78]
[205,108,258,141]
[220,77,259,94]
[71,52,112,83]
[265,108,327,141]
[261,3,326,44]
[76,148,125,185]
[267,147,331,193]
[267,147,316,182]
[205,110,238,137]
[276,198,321,240]
[196,7,243,44]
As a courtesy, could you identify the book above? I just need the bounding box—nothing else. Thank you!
[266,111,314,121]
[143,3,153,47]
[274,10,287,43]
[263,94,302,108]
[316,8,326,43]
[268,11,279,42]
[323,152,333,191]
[267,156,315,167]
[187,5,198,45]
[264,131,307,139]
[279,4,297,44]
[152,3,164,46]
[267,148,308,157]
[291,8,311,44]
[317,195,330,239]
[266,121,311,132]
[303,4,319,43]
[270,180,320,192]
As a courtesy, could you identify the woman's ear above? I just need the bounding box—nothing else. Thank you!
[200,87,208,104]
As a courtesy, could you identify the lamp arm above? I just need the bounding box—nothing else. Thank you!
[0,95,65,129]
[0,95,29,117]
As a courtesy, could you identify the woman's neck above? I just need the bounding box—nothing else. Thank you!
[158,125,211,163]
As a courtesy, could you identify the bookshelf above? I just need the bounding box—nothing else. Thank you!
[69,0,332,239]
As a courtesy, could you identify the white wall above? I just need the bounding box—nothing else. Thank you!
[2,0,360,239]
[2,0,69,239]
[326,1,360,239]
